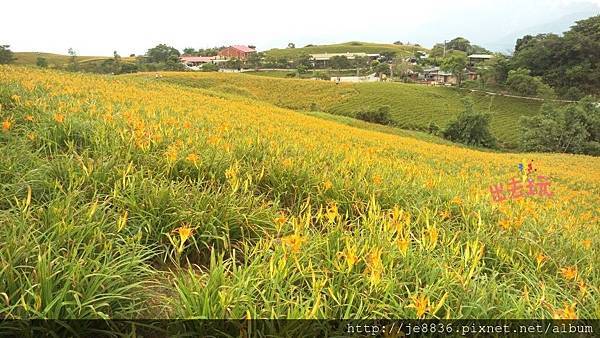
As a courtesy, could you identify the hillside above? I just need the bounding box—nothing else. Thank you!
[130,72,542,148]
[264,41,426,59]
[1,66,598,324]
[13,52,135,68]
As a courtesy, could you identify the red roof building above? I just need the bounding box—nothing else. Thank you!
[217,45,256,60]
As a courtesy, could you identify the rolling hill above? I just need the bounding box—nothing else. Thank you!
[129,72,542,149]
[264,41,426,59]
[1,66,598,325]
[13,52,135,68]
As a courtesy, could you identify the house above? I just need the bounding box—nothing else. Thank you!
[422,67,457,85]
[180,56,216,68]
[330,73,380,83]
[310,52,380,67]
[468,54,493,66]
[217,45,256,60]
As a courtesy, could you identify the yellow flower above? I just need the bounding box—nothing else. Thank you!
[281,234,305,254]
[24,115,34,122]
[164,146,179,163]
[581,239,591,250]
[552,303,577,320]
[560,266,577,281]
[340,242,358,272]
[282,158,293,168]
[578,281,587,296]
[273,215,287,227]
[535,253,546,267]
[364,247,383,286]
[54,113,65,123]
[499,219,511,230]
[323,180,333,190]
[325,202,339,223]
[450,196,463,206]
[373,174,383,185]
[175,225,193,243]
[397,237,409,256]
[410,293,430,318]
[186,153,199,165]
[438,210,451,220]
[425,226,438,249]
[1,119,11,132]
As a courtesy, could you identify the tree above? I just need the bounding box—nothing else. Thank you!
[182,47,197,55]
[146,44,180,63]
[379,51,396,63]
[225,58,243,70]
[287,42,295,49]
[0,45,15,64]
[441,53,467,86]
[36,57,48,68]
[67,48,79,72]
[511,15,600,97]
[329,55,350,73]
[112,51,122,74]
[374,62,390,77]
[506,68,555,98]
[294,53,312,68]
[247,52,263,70]
[520,97,600,155]
[392,59,413,80]
[443,97,496,148]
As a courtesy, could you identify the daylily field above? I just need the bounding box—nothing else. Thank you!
[0,66,598,320]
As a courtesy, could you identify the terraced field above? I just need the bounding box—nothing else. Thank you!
[133,72,542,148]
[1,66,598,325]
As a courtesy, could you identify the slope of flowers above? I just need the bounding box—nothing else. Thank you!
[132,72,542,148]
[0,66,598,321]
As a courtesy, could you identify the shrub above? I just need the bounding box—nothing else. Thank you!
[519,96,600,155]
[201,63,219,72]
[355,106,393,125]
[443,98,496,148]
[427,121,441,135]
[36,57,48,68]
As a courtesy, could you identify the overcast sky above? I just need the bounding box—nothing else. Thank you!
[2,0,599,56]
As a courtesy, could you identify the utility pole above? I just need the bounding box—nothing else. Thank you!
[443,40,447,58]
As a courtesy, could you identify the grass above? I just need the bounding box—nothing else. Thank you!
[264,41,425,59]
[13,52,136,68]
[1,66,598,327]
[131,72,542,149]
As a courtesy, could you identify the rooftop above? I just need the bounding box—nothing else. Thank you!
[230,45,256,53]
[468,54,494,59]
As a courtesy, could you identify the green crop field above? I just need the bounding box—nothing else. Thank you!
[131,72,542,149]
[264,41,426,59]
[327,82,544,148]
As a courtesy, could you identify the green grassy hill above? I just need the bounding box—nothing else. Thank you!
[130,72,542,149]
[13,52,135,68]
[264,41,426,59]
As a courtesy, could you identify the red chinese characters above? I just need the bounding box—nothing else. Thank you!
[489,176,553,202]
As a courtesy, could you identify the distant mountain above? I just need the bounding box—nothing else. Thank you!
[487,9,600,53]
